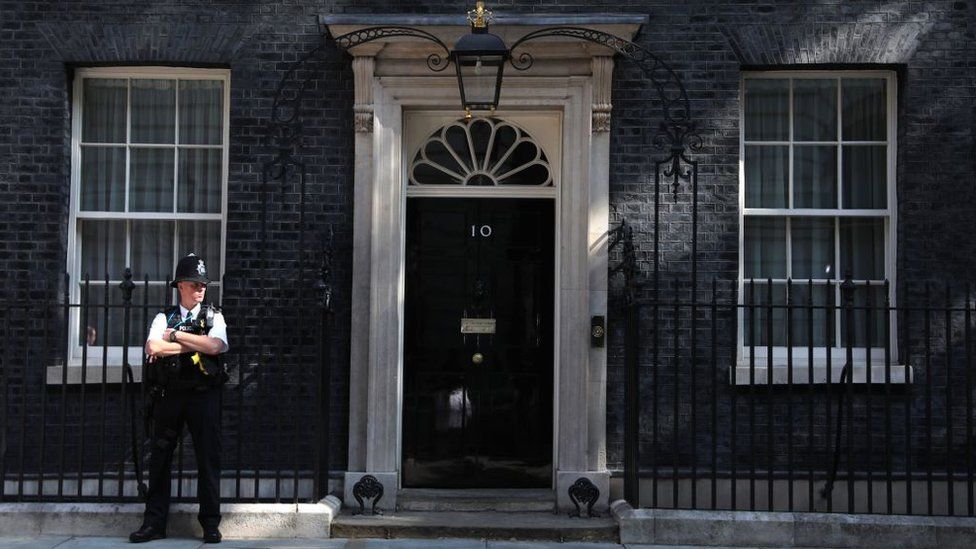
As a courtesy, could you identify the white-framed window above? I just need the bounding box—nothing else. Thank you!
[64,67,229,374]
[736,71,907,384]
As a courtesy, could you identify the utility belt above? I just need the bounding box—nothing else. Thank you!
[145,351,225,393]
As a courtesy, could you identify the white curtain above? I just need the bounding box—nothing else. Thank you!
[82,79,126,143]
[842,79,886,140]
[78,77,223,347]
[131,79,175,143]
[744,79,789,140]
[793,79,836,141]
[80,147,125,211]
[843,145,886,208]
[745,145,787,207]
[130,148,174,212]
[178,148,222,213]
[179,80,223,144]
[794,146,836,208]
[80,77,223,279]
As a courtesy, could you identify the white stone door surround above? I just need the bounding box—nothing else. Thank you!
[322,13,646,512]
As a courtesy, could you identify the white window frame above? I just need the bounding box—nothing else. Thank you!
[735,70,910,385]
[53,66,230,383]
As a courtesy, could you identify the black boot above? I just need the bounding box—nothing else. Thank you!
[203,527,222,543]
[129,524,166,543]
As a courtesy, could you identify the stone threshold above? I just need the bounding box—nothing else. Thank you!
[0,497,340,539]
[611,499,976,548]
[396,488,555,512]
[332,510,617,542]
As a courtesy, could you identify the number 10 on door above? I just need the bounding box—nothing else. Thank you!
[470,224,492,238]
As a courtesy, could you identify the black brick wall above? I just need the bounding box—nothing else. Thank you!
[0,0,973,493]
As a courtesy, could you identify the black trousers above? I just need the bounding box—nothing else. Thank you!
[143,386,222,530]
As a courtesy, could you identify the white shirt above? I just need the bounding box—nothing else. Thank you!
[146,303,229,353]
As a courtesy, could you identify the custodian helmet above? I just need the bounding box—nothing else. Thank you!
[170,253,211,288]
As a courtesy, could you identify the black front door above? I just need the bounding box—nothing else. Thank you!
[403,197,554,488]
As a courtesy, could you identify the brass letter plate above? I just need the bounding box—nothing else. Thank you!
[460,318,496,334]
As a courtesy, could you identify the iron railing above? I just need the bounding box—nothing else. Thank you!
[0,267,335,504]
[615,248,975,517]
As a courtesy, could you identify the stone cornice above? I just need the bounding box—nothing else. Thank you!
[322,13,646,62]
[321,13,647,28]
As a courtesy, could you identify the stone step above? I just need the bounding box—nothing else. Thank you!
[331,511,618,542]
[396,489,556,512]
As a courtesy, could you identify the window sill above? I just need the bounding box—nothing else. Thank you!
[46,363,144,385]
[46,364,242,386]
[730,362,913,385]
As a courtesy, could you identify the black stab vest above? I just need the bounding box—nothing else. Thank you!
[160,304,224,387]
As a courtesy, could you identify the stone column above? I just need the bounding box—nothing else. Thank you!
[347,54,374,473]
[344,51,399,511]
[555,55,614,515]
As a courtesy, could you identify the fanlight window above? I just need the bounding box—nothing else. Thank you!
[410,117,552,186]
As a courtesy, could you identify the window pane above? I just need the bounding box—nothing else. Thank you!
[131,79,175,144]
[131,220,174,280]
[178,221,222,281]
[130,148,175,212]
[794,145,837,208]
[744,79,789,141]
[744,217,787,279]
[179,80,223,145]
[791,217,835,280]
[470,117,492,169]
[79,284,146,347]
[80,220,126,280]
[178,148,222,213]
[842,145,886,209]
[744,145,788,208]
[841,284,887,348]
[744,282,787,347]
[793,79,837,141]
[789,283,835,347]
[80,146,125,211]
[840,218,885,280]
[82,79,127,143]
[445,124,473,171]
[842,79,886,141]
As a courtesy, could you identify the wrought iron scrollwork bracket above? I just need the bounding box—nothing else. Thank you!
[509,26,701,192]
[331,26,452,72]
[568,477,600,518]
[352,474,384,515]
[609,218,639,302]
[325,22,701,193]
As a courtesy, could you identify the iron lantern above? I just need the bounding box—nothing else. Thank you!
[451,2,509,118]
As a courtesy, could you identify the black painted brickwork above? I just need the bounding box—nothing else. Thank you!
[0,0,973,492]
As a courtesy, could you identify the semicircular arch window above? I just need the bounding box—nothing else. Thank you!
[409,117,553,186]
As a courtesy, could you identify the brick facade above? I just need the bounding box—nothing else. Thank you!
[0,1,973,491]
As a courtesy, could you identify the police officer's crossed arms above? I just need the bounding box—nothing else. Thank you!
[130,253,229,545]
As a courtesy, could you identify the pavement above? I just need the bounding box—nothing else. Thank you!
[0,538,814,549]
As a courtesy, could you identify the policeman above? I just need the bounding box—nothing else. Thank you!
[129,253,229,544]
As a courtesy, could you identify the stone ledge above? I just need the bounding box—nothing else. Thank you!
[0,497,340,539]
[611,499,976,548]
[331,510,618,542]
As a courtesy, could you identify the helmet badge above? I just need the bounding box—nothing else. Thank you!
[197,260,207,276]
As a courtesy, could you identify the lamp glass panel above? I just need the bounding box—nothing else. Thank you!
[458,55,502,108]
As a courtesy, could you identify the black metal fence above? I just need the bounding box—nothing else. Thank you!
[0,267,334,504]
[616,258,976,516]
